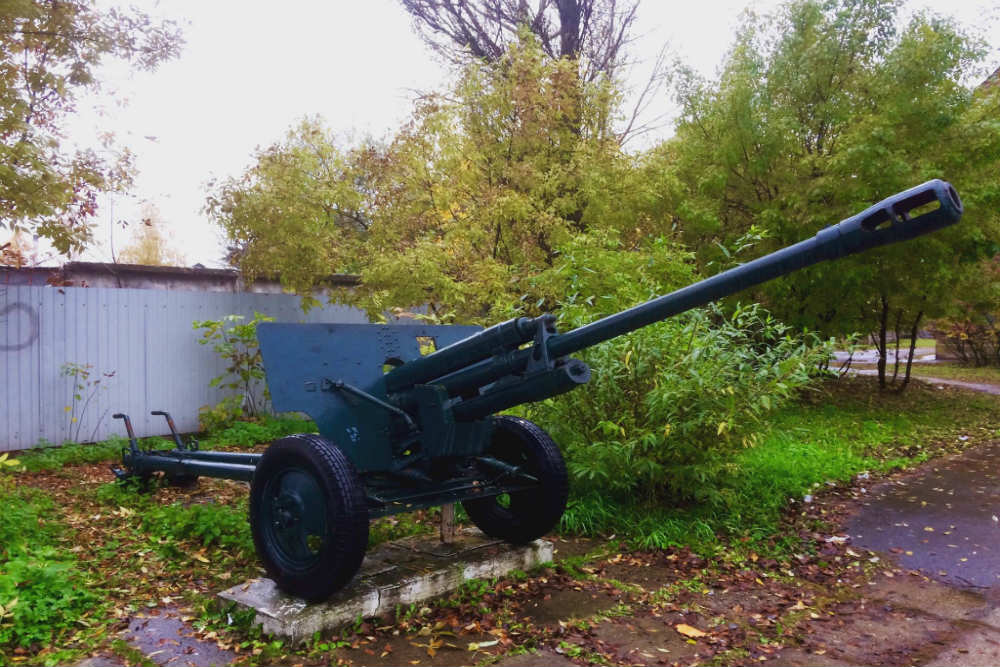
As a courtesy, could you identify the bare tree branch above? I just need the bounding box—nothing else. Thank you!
[399,0,639,82]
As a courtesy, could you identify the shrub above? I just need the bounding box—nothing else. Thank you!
[524,303,831,504]
[193,312,274,429]
[0,549,98,650]
[507,230,831,505]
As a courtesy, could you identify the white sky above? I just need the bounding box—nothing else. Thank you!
[35,0,1000,266]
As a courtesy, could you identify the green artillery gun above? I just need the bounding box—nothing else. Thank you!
[114,180,962,601]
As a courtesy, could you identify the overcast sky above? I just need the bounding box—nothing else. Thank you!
[48,0,1000,267]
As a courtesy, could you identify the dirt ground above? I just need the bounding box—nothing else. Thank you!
[64,435,1000,667]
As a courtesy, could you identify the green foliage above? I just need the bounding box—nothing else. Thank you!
[209,34,635,322]
[193,312,274,425]
[196,396,246,434]
[0,1,182,255]
[198,415,316,450]
[527,302,831,504]
[664,0,1000,355]
[509,229,830,503]
[0,550,98,651]
[0,454,19,476]
[935,254,1000,366]
[17,435,157,472]
[558,377,1000,551]
[139,501,254,560]
[0,482,98,653]
[368,512,434,548]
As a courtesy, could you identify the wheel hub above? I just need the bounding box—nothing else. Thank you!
[273,493,303,529]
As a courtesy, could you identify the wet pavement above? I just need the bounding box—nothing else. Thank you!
[848,442,1000,589]
[851,369,1000,396]
[125,609,237,667]
[833,348,937,364]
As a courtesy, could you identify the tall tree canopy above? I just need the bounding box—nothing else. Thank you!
[208,36,684,320]
[211,0,1000,394]
[660,0,1000,386]
[0,0,182,257]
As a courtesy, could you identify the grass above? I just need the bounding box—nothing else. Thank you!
[2,376,997,664]
[559,376,1000,554]
[908,338,937,349]
[0,478,102,662]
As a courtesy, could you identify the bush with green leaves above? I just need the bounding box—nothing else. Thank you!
[193,312,274,430]
[513,230,831,505]
[526,304,831,504]
[141,501,255,560]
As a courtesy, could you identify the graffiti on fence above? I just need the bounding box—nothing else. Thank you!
[0,302,40,351]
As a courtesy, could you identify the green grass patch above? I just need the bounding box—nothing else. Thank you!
[17,436,174,472]
[559,376,1000,554]
[0,480,101,659]
[96,482,255,561]
[369,511,436,548]
[197,415,316,450]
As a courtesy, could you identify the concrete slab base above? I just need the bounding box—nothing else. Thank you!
[218,530,553,643]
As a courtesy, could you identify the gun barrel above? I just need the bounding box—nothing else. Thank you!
[546,179,961,359]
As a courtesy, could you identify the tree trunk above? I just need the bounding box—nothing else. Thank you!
[891,308,903,385]
[876,294,889,390]
[898,310,924,393]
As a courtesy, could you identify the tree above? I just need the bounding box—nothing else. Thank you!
[661,0,1000,390]
[0,1,182,255]
[208,36,674,321]
[117,202,186,266]
[399,0,673,143]
[399,0,638,83]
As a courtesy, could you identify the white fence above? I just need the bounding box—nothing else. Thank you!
[0,286,368,451]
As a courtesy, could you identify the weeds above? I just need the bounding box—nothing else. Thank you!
[0,481,100,658]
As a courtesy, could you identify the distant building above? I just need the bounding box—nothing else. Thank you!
[0,261,359,293]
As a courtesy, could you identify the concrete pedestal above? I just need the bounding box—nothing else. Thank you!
[218,530,553,643]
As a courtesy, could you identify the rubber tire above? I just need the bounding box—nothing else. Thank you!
[249,434,369,601]
[462,416,568,544]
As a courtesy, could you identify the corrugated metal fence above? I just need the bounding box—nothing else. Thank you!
[0,286,368,451]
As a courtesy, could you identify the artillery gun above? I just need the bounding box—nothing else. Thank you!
[114,180,962,601]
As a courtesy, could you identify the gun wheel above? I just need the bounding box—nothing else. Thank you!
[463,416,568,544]
[250,434,369,602]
